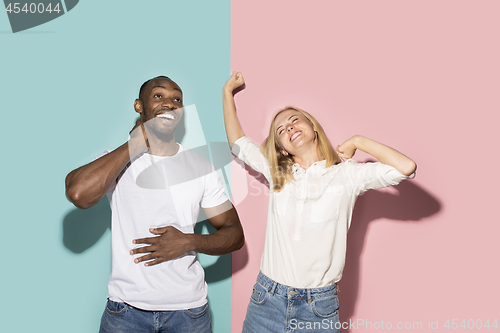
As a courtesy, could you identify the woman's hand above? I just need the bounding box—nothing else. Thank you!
[336,135,360,160]
[223,71,245,94]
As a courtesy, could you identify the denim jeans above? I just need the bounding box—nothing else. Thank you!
[242,272,341,333]
[99,299,212,333]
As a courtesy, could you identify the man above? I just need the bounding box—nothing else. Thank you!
[65,76,244,333]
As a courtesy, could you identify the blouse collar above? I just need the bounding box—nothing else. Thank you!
[292,160,329,179]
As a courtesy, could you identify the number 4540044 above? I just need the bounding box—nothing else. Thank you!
[5,3,61,14]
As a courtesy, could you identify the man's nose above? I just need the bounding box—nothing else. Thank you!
[161,99,176,109]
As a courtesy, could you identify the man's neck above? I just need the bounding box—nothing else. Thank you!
[147,135,179,156]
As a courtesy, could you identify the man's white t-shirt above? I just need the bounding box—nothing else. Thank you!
[101,144,228,311]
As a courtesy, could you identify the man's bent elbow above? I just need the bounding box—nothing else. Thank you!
[235,229,245,251]
[65,186,95,209]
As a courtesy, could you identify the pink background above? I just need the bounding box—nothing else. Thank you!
[230,1,499,332]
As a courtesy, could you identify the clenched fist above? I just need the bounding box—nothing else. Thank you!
[223,71,245,94]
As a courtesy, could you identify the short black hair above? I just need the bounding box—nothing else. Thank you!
[138,76,171,101]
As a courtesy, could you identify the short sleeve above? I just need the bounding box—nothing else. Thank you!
[231,136,271,181]
[343,159,408,195]
[200,166,229,209]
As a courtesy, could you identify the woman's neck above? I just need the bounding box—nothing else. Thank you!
[292,144,322,170]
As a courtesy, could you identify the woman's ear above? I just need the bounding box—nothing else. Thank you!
[280,149,289,156]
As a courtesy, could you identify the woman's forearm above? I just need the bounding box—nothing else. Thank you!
[339,135,416,176]
[355,135,416,176]
[222,72,246,147]
[222,89,245,146]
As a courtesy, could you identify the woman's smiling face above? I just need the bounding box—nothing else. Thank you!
[274,109,316,156]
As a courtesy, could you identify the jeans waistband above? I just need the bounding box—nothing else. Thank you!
[256,271,338,300]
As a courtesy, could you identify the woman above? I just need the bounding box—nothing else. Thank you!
[223,72,416,333]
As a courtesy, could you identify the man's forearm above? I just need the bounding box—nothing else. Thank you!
[65,138,146,209]
[188,222,245,256]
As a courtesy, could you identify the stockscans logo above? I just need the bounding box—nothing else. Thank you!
[4,0,78,32]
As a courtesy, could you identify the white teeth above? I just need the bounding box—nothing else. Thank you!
[157,113,174,120]
[290,132,301,141]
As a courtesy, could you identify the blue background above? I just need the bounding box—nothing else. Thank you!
[0,1,232,332]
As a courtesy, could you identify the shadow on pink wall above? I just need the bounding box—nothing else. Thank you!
[231,159,441,332]
[339,175,441,333]
[231,165,268,275]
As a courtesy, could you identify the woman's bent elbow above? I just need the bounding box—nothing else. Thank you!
[402,160,417,177]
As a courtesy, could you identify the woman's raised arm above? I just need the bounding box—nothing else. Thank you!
[222,71,246,147]
[336,135,417,177]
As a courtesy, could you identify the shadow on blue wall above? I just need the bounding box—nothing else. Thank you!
[62,201,233,283]
[63,198,111,253]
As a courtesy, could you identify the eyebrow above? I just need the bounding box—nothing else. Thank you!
[276,115,296,132]
[151,85,183,93]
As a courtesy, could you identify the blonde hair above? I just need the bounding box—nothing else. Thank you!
[260,106,340,192]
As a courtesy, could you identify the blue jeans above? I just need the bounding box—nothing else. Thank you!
[242,272,341,333]
[99,299,212,333]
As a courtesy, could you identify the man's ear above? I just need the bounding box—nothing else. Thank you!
[134,99,143,114]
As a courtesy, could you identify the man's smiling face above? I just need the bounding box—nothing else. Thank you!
[135,77,184,140]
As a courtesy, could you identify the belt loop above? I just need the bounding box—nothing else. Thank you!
[270,281,277,295]
[336,283,340,293]
[307,289,311,302]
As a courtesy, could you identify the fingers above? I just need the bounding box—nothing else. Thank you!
[133,252,156,264]
[130,246,161,265]
[133,236,156,245]
[150,227,169,234]
[130,247,167,267]
[130,245,154,255]
[143,258,164,267]
[235,71,244,83]
[230,71,244,82]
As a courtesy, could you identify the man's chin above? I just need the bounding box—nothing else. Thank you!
[149,127,176,142]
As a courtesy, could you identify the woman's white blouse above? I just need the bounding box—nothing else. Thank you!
[232,136,408,288]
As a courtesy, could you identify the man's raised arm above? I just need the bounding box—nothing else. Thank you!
[65,122,148,209]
